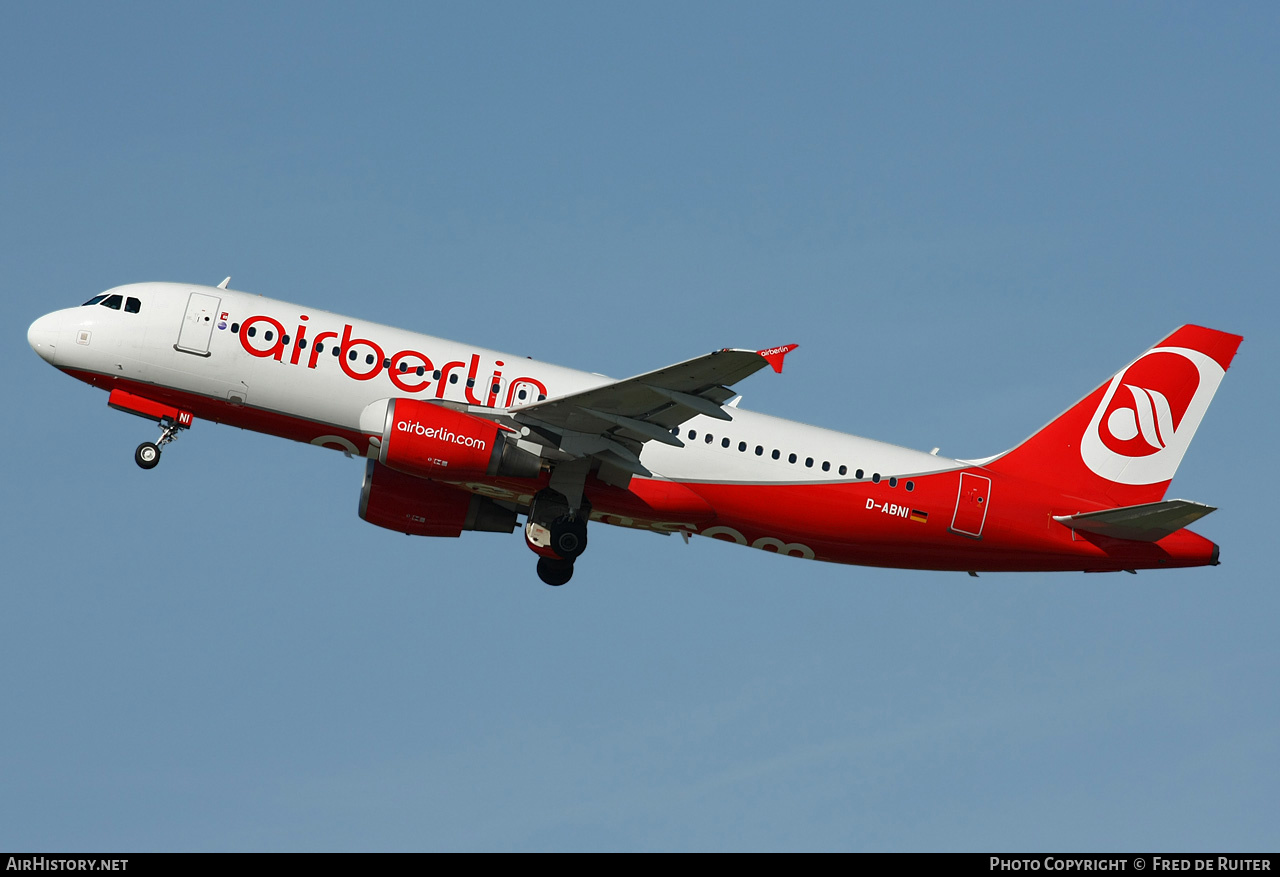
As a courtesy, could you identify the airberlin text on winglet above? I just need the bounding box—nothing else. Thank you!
[756,344,799,373]
[234,312,548,406]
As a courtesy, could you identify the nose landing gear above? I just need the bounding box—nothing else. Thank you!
[134,420,184,470]
[108,390,194,471]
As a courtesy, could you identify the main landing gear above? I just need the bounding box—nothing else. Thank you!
[536,557,575,587]
[525,488,591,586]
[134,420,183,470]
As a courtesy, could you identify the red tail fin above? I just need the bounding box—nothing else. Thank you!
[986,325,1242,506]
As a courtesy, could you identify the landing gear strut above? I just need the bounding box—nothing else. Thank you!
[134,420,182,470]
[526,488,591,586]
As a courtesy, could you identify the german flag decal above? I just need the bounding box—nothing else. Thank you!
[910,509,929,523]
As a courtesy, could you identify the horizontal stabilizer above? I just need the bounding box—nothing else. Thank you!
[1053,499,1216,542]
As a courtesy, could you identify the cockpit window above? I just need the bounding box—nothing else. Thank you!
[82,295,108,306]
[101,294,123,310]
[125,297,141,313]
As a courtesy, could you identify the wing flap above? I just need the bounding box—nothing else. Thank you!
[1053,499,1216,542]
[512,345,796,437]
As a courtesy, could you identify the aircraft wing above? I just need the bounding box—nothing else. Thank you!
[509,344,797,476]
[1052,499,1216,542]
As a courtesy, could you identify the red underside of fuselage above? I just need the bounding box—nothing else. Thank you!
[67,368,1219,573]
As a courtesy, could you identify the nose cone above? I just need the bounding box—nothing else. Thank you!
[28,313,61,364]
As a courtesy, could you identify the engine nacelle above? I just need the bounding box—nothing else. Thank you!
[368,398,541,481]
[359,460,517,537]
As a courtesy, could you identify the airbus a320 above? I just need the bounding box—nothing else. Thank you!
[28,280,1242,585]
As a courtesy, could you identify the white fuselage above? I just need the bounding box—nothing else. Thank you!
[33,281,962,486]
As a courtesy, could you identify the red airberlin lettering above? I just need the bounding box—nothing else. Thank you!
[289,315,309,365]
[388,350,434,393]
[339,323,385,381]
[240,315,287,360]
[234,313,546,406]
[307,329,338,368]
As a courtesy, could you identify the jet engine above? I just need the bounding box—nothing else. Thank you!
[359,460,517,537]
[365,398,542,481]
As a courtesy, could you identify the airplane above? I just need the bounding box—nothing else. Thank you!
[27,280,1242,585]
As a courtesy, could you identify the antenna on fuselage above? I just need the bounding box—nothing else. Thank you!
[217,277,231,289]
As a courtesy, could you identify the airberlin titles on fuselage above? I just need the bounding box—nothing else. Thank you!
[234,312,549,407]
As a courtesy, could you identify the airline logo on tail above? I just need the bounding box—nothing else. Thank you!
[1081,346,1226,485]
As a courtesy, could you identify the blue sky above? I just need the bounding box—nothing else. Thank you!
[3,2,1276,851]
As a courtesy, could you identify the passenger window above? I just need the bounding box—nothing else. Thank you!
[872,473,881,484]
[265,330,274,341]
[672,427,681,437]
[416,366,425,377]
[805,457,814,468]
[738,441,747,452]
[856,469,864,479]
[721,437,730,448]
[231,323,240,333]
[101,294,123,310]
[839,465,847,476]
[822,461,830,472]
[124,297,141,314]
[788,453,797,464]
[688,430,697,440]
[705,434,713,444]
[906,481,915,492]
[889,477,898,488]
[755,446,764,456]
[772,449,780,460]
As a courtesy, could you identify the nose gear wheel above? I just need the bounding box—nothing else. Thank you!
[135,442,160,469]
[134,421,183,469]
